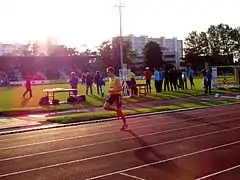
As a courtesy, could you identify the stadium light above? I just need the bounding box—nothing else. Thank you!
[114,0,124,69]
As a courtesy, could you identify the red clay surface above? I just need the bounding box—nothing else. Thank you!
[0,104,239,180]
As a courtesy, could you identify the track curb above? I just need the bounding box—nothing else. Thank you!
[0,101,240,136]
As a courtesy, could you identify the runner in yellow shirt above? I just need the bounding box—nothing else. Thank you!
[103,67,128,130]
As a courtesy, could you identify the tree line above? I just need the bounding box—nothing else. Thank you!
[184,23,240,61]
[2,38,164,72]
[2,23,239,72]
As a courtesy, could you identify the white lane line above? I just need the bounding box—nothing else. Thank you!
[1,112,238,151]
[87,141,240,180]
[195,164,240,180]
[0,118,239,162]
[1,114,239,151]
[0,106,237,141]
[119,172,146,180]
[0,109,223,142]
[0,127,239,178]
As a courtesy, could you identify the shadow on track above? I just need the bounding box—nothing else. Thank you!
[163,110,230,130]
[124,129,195,179]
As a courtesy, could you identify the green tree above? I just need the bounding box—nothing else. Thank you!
[230,27,240,61]
[67,48,80,56]
[184,31,202,56]
[48,45,80,56]
[31,43,40,56]
[48,45,67,56]
[198,32,210,55]
[143,41,163,70]
[97,40,112,69]
[111,37,136,68]
[207,24,236,56]
[81,49,91,56]
[185,24,240,58]
[19,42,41,56]
[97,39,136,70]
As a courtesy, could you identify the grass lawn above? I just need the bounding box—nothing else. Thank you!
[0,78,239,116]
[49,99,239,124]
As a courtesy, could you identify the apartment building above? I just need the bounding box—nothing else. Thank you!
[116,34,183,69]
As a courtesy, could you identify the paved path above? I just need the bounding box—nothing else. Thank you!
[0,104,239,179]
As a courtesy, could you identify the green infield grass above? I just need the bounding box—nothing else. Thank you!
[49,100,239,124]
[0,78,238,116]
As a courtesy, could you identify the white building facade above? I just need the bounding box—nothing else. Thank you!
[119,35,183,69]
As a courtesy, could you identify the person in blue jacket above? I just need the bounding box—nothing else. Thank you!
[205,68,212,94]
[182,69,188,90]
[154,69,160,93]
[159,68,164,92]
[189,68,196,89]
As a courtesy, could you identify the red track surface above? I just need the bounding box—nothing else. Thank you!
[0,104,239,180]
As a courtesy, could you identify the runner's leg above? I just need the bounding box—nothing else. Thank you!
[117,108,126,124]
[103,98,120,120]
[103,102,116,111]
[116,95,128,129]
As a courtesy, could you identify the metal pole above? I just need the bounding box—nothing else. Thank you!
[117,0,124,69]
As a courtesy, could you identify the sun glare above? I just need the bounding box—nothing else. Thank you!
[0,0,239,48]
[0,0,120,48]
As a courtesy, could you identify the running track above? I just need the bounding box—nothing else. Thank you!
[0,104,240,180]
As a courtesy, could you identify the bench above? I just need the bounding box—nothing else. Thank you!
[136,83,148,95]
[39,88,86,115]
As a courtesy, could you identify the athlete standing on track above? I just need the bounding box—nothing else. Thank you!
[103,67,128,130]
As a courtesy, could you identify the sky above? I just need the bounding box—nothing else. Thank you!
[0,0,239,50]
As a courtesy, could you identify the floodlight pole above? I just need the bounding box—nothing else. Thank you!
[115,0,124,69]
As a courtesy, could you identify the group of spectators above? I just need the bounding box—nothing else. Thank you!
[144,67,196,93]
[69,71,106,97]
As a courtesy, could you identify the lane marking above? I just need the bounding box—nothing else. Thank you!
[87,141,240,180]
[0,105,238,141]
[1,112,239,151]
[0,107,230,141]
[0,118,239,161]
[1,114,239,151]
[0,127,239,178]
[195,164,240,180]
[119,172,146,180]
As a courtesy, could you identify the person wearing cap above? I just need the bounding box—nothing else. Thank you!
[69,72,79,96]
[144,67,152,93]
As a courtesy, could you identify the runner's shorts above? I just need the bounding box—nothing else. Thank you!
[106,94,122,108]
